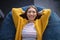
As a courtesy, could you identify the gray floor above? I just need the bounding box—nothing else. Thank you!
[34,0,60,17]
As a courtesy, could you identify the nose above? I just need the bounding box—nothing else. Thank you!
[30,12,33,15]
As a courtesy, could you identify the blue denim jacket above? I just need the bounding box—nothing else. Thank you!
[0,6,60,40]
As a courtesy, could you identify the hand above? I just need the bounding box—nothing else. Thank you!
[38,9,44,15]
[38,9,51,15]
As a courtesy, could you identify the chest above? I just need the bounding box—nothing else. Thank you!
[22,22,37,37]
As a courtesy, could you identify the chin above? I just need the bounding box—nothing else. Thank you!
[28,18,35,21]
[30,19,34,21]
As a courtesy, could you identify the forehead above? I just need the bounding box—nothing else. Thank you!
[28,7,36,11]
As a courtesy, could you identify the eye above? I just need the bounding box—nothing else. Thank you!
[27,11,31,13]
[32,11,36,13]
[27,10,36,14]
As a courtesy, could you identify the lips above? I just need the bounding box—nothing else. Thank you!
[29,16,34,18]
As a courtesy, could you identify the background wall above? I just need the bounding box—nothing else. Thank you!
[34,0,60,17]
[0,0,34,16]
[0,0,60,25]
[0,0,60,17]
[0,0,34,25]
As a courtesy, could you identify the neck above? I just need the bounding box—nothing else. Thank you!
[28,20,34,23]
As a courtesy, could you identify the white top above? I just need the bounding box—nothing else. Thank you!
[22,22,37,40]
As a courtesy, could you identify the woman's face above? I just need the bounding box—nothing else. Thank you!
[27,7,37,21]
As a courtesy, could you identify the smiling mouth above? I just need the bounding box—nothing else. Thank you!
[29,16,34,18]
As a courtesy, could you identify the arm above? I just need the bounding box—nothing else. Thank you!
[39,9,51,34]
[12,8,24,28]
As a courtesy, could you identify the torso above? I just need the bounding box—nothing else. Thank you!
[22,22,37,40]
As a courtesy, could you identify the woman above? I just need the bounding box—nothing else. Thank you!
[12,5,51,40]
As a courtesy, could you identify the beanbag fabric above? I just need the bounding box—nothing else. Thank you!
[0,6,60,40]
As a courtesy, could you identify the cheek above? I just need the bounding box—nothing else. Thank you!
[27,13,37,18]
[27,13,29,18]
[34,13,37,17]
[26,13,37,20]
